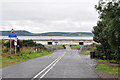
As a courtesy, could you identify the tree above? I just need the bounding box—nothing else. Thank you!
[93,0,120,61]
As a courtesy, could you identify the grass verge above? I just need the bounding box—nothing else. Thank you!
[70,45,80,50]
[45,45,65,50]
[1,48,52,68]
[80,51,90,55]
[94,64,120,74]
[97,59,119,63]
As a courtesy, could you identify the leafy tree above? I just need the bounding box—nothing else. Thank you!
[93,0,120,61]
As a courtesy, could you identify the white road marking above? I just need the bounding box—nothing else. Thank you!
[32,53,65,80]
[39,53,65,79]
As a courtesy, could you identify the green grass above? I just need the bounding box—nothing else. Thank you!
[95,64,120,74]
[45,45,64,50]
[1,44,64,68]
[70,45,90,55]
[97,59,119,63]
[0,56,2,68]
[70,45,80,50]
[80,51,90,55]
[1,48,52,68]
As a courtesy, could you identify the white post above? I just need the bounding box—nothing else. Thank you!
[10,38,11,55]
[14,38,17,55]
[15,45,16,55]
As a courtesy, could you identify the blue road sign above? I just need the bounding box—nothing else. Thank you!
[17,45,19,47]
[9,34,17,38]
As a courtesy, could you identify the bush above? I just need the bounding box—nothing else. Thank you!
[18,47,33,56]
[8,55,13,59]
[63,45,66,49]
[95,45,105,59]
[35,43,46,50]
[23,40,36,47]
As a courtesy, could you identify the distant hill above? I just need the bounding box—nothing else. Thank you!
[1,30,93,36]
[40,32,93,36]
[1,30,35,36]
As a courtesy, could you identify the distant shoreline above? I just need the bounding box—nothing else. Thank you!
[0,35,93,37]
[0,36,93,41]
[0,30,93,36]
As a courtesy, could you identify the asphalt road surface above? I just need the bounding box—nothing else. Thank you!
[1,46,99,79]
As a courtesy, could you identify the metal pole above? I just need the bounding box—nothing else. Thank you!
[10,38,11,55]
[15,38,17,55]
[15,45,16,55]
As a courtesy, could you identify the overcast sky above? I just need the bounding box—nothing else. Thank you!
[0,0,99,33]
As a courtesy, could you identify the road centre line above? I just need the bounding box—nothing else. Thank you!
[39,53,65,79]
[32,53,65,80]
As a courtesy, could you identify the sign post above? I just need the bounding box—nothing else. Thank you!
[48,34,53,52]
[8,29,17,55]
[79,41,84,52]
[79,35,84,52]
[10,38,11,55]
[14,38,17,54]
[48,41,52,52]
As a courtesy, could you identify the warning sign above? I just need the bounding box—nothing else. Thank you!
[10,28,16,34]
[9,28,17,38]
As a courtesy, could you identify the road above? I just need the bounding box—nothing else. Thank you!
[1,46,99,79]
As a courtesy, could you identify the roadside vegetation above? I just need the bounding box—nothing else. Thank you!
[70,44,96,55]
[0,40,2,68]
[80,50,90,55]
[95,59,120,75]
[1,40,53,68]
[1,49,52,68]
[70,44,96,50]
[92,0,120,63]
[92,0,120,76]
[97,59,120,63]
[95,64,120,74]
[70,45,80,50]
[45,45,65,50]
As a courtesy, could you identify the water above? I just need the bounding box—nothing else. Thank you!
[1,36,93,45]
[1,36,93,40]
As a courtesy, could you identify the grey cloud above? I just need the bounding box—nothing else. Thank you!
[0,0,98,33]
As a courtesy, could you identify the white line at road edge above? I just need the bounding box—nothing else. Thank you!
[39,53,65,79]
[31,53,65,80]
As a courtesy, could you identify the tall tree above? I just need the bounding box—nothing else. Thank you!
[93,0,120,61]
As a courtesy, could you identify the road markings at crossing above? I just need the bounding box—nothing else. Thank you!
[39,53,65,79]
[31,53,65,80]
